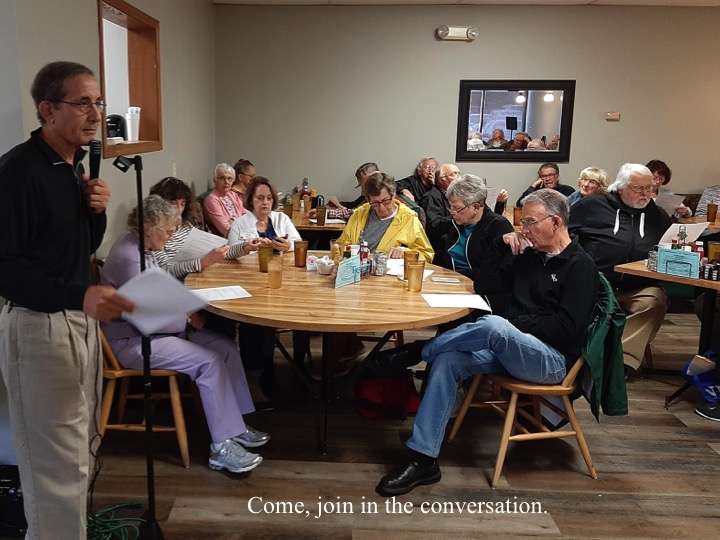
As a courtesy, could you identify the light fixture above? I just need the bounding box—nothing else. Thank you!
[544,91,555,102]
[515,91,526,104]
[436,25,479,41]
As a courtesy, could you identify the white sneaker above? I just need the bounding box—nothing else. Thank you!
[209,440,262,473]
[232,425,270,448]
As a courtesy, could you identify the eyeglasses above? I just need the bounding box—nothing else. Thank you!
[368,197,394,209]
[628,185,653,194]
[156,227,176,237]
[579,177,599,186]
[539,173,558,180]
[450,204,471,215]
[240,171,255,178]
[54,99,106,114]
[421,165,437,172]
[519,215,554,229]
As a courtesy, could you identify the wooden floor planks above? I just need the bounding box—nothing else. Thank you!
[7,312,718,539]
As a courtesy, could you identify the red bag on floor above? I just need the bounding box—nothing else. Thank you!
[354,374,420,418]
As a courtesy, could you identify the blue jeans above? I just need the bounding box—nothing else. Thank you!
[406,315,567,458]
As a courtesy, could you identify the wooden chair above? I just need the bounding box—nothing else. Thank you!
[448,357,596,488]
[98,330,191,468]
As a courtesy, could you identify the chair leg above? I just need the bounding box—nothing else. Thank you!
[448,375,483,442]
[169,375,190,468]
[117,377,130,423]
[394,330,405,347]
[492,391,519,489]
[562,395,597,479]
[99,379,116,440]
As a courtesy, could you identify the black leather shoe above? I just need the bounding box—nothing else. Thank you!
[376,460,441,496]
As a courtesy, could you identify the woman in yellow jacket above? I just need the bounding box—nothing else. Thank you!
[337,172,434,263]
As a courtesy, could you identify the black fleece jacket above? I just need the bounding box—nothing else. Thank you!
[568,192,671,290]
[474,238,599,364]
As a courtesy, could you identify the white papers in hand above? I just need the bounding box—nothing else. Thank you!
[173,227,227,262]
[191,286,251,302]
[117,268,207,335]
[659,222,709,244]
[485,187,500,211]
[654,193,686,215]
[421,293,491,312]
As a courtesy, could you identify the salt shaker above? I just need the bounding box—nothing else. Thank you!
[372,252,388,276]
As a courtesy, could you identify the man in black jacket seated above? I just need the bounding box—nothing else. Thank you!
[396,157,437,202]
[569,163,671,371]
[376,189,598,496]
[516,162,575,207]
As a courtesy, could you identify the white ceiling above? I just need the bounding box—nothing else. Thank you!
[213,1,720,6]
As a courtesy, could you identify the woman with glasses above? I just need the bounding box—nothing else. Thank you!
[101,195,269,474]
[646,159,692,218]
[337,172,433,262]
[232,158,256,199]
[150,177,260,280]
[443,176,514,314]
[567,167,610,206]
[203,163,248,237]
[227,176,301,251]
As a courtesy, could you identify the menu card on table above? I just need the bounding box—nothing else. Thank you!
[335,255,361,288]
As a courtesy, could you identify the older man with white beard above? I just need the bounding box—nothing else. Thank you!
[569,163,672,372]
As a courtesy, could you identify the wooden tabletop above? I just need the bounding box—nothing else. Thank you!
[290,210,346,232]
[614,260,720,290]
[678,215,720,231]
[185,252,476,332]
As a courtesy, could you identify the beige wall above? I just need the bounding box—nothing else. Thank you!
[12,0,216,255]
[214,5,720,204]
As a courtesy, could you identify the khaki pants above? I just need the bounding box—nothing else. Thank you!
[615,286,668,370]
[0,305,100,540]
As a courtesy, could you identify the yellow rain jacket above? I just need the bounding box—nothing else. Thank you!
[338,200,434,263]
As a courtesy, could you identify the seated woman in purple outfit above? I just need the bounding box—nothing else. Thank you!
[100,195,269,474]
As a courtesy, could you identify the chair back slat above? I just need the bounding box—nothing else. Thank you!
[561,356,586,388]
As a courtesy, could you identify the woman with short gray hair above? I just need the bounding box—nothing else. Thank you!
[203,162,248,237]
[101,195,269,475]
[443,176,514,313]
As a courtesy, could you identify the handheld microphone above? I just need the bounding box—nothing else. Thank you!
[89,140,101,179]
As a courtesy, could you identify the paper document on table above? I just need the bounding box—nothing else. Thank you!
[117,268,207,335]
[385,258,406,276]
[485,187,500,212]
[654,193,686,215]
[659,222,709,244]
[309,218,346,224]
[421,293,491,312]
[173,227,227,262]
[191,286,251,302]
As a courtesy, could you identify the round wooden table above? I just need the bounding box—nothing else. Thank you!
[186,252,475,451]
[184,252,475,332]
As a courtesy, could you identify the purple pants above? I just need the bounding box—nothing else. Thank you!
[109,329,253,443]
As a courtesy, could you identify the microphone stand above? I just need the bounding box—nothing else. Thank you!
[112,155,163,540]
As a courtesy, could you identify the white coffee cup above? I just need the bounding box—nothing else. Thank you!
[125,107,141,141]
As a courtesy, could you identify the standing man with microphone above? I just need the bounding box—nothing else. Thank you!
[0,61,135,539]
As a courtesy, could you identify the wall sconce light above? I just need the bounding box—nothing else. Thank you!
[544,91,555,102]
[515,91,526,104]
[436,25,479,41]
